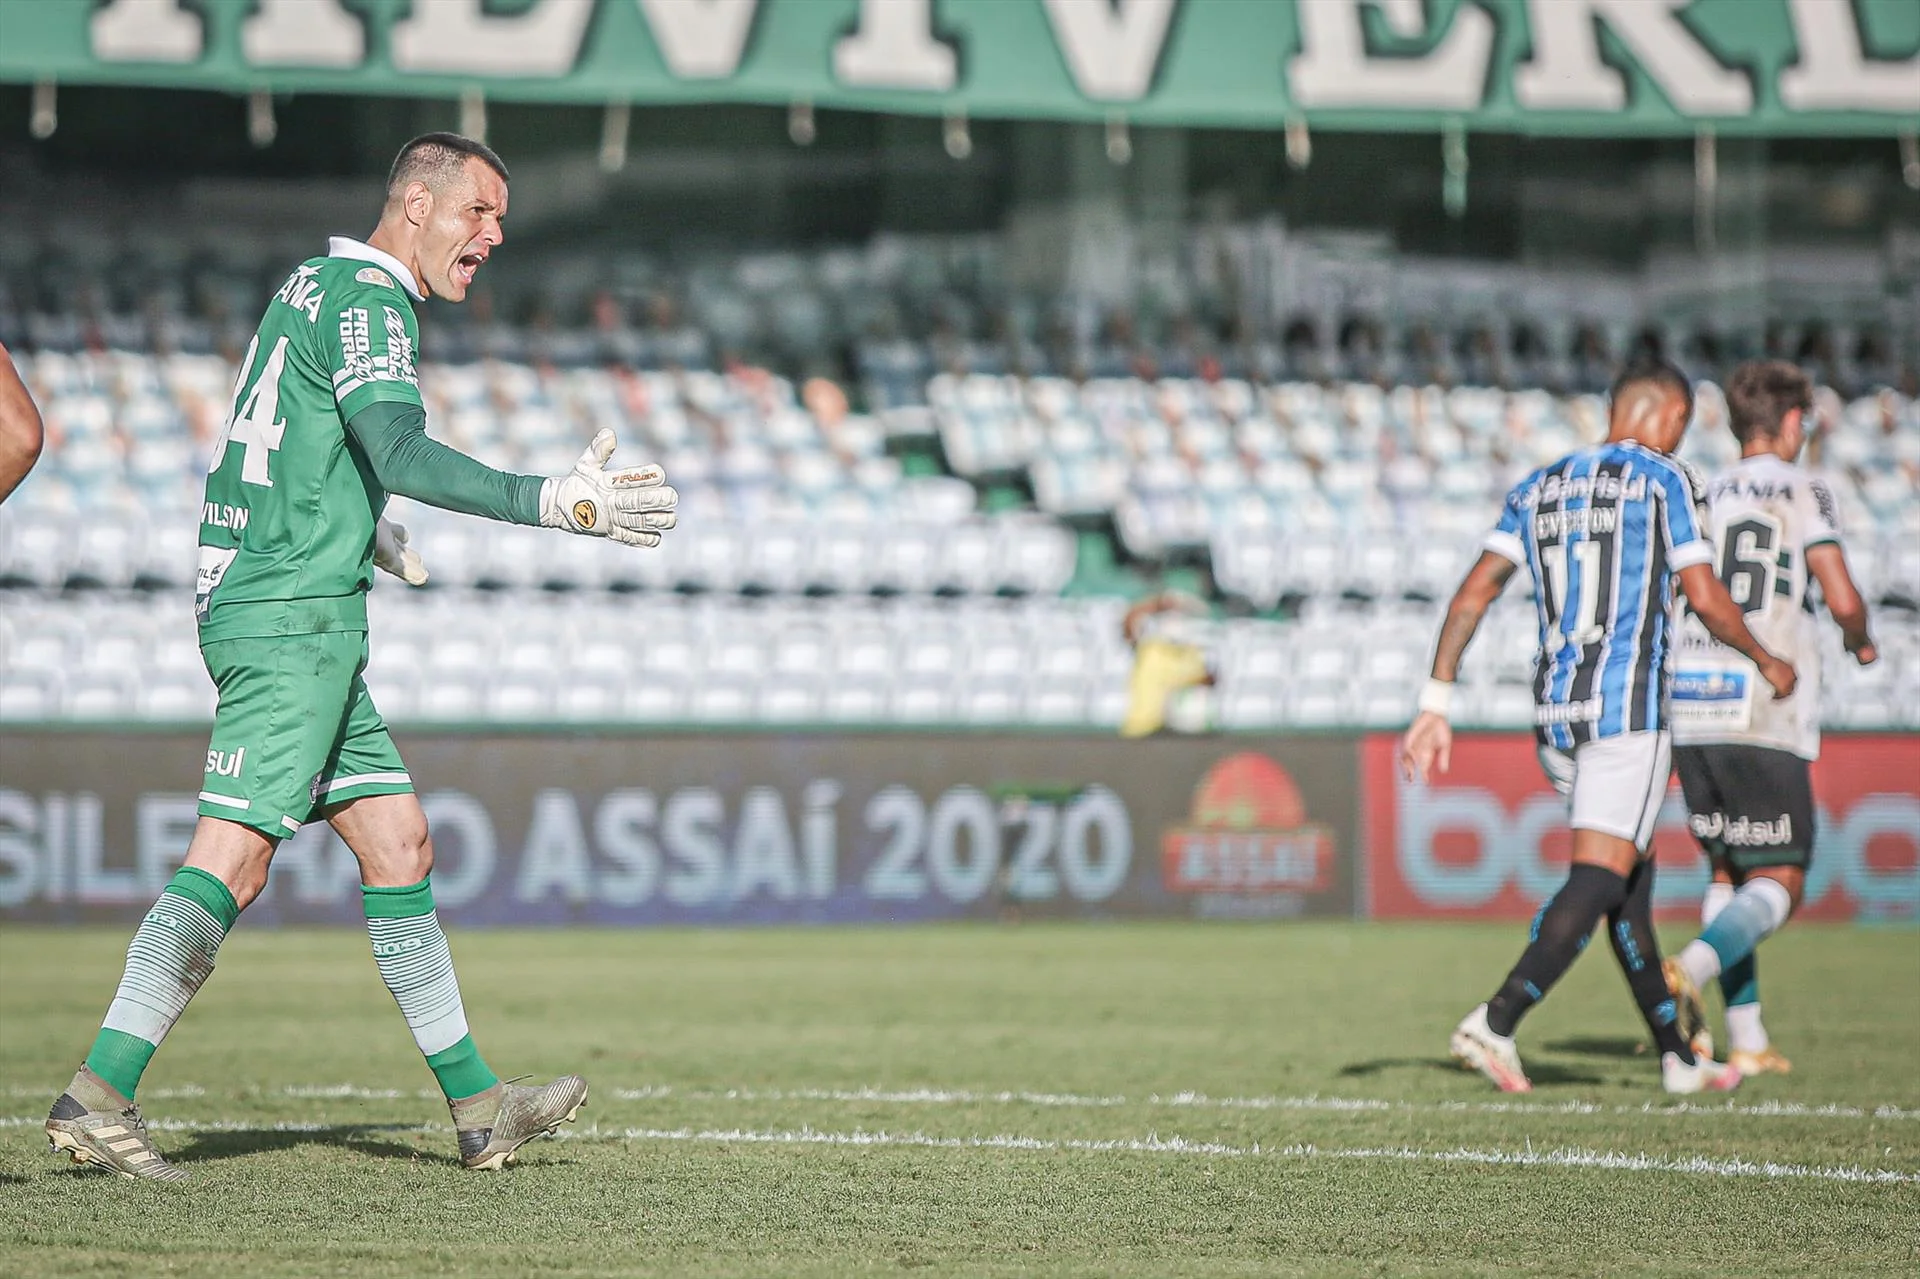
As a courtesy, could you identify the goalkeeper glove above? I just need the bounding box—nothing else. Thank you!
[539,429,678,547]
[373,517,429,586]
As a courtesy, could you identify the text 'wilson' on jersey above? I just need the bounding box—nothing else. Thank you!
[1484,442,1715,749]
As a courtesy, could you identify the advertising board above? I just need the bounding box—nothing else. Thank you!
[0,731,1358,926]
[1362,732,1920,923]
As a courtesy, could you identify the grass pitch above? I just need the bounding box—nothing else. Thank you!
[0,922,1915,1277]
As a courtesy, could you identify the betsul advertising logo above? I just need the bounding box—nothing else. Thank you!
[1363,733,1920,922]
[1161,752,1335,894]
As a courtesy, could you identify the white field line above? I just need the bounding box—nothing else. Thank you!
[602,1084,1920,1124]
[11,1081,1919,1122]
[5,1085,207,1100]
[571,1125,1920,1185]
[4,1114,1912,1185]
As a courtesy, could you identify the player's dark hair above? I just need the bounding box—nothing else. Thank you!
[1724,359,1813,444]
[1609,356,1694,421]
[386,133,509,198]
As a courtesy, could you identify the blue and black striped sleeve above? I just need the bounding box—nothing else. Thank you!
[1656,458,1714,571]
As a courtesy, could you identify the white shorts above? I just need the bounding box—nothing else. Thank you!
[1538,730,1672,851]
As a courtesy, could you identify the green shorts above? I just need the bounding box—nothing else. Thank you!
[197,630,412,838]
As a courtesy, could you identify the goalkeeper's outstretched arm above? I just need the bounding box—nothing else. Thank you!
[347,403,677,546]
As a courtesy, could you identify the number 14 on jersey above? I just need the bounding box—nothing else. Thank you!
[209,334,289,487]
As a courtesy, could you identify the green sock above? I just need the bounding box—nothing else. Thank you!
[362,877,499,1101]
[84,867,239,1100]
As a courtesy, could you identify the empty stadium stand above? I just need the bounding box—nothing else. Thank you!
[2,332,1915,730]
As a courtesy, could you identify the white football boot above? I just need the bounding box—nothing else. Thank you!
[1661,1052,1743,1094]
[1450,1004,1532,1093]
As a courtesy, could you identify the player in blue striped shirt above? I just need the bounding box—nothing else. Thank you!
[1399,359,1797,1094]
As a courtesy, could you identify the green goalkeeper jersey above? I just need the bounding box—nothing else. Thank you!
[195,239,425,642]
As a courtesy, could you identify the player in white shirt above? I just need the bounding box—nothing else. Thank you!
[1666,361,1878,1075]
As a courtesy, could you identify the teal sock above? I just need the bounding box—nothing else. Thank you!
[84,867,239,1100]
[362,877,499,1101]
[1719,952,1759,1008]
[1699,880,1792,974]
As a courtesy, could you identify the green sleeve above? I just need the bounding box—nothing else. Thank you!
[347,401,544,526]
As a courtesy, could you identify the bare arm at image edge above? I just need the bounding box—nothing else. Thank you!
[0,342,45,505]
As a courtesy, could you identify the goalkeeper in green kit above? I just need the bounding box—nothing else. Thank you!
[44,134,676,1180]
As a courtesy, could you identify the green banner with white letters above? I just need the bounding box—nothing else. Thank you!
[0,0,1914,135]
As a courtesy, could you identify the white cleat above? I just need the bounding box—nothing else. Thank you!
[1450,1004,1532,1093]
[1662,1051,1743,1094]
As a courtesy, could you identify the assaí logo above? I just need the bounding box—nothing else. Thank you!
[1161,752,1334,894]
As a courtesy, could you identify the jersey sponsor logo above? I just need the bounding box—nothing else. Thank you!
[1669,665,1753,732]
[1530,470,1648,507]
[1672,668,1746,702]
[355,267,395,289]
[1534,697,1603,726]
[194,545,239,622]
[572,499,598,530]
[205,747,246,778]
[338,306,375,385]
[381,305,417,385]
[1688,811,1794,847]
[334,305,419,397]
[1811,478,1839,531]
[201,501,249,531]
[1160,753,1335,895]
[273,264,325,324]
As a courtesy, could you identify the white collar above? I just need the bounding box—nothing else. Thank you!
[326,236,424,302]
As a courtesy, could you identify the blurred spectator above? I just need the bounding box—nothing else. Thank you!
[1570,322,1612,392]
[1119,590,1216,738]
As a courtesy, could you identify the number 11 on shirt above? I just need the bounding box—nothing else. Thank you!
[1542,539,1605,651]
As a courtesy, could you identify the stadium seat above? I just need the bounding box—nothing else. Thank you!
[890,678,952,724]
[825,678,889,723]
[0,671,62,722]
[1024,677,1087,725]
[137,675,217,721]
[4,310,1915,733]
[417,677,485,722]
[63,672,137,720]
[957,677,1023,725]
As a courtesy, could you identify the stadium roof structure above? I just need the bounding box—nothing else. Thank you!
[0,0,1915,137]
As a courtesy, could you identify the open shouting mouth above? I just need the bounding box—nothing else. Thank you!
[454,248,488,288]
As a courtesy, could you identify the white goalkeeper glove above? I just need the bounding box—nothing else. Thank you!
[539,429,678,547]
[373,517,429,586]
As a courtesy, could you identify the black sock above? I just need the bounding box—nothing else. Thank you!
[1485,864,1627,1038]
[1606,858,1694,1064]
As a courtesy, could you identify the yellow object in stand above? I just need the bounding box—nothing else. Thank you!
[1120,638,1212,739]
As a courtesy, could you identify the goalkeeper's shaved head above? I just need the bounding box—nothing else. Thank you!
[386,133,510,204]
[371,132,509,304]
